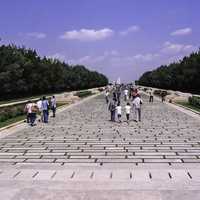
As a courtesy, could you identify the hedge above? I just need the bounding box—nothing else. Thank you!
[0,104,25,123]
[153,90,169,97]
[75,90,93,98]
[188,96,200,109]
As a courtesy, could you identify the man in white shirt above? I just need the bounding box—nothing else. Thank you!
[124,88,129,101]
[133,95,143,122]
[37,98,43,122]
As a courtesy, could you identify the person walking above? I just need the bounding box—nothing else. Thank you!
[133,95,143,122]
[108,98,116,122]
[125,102,131,123]
[51,96,56,118]
[113,92,117,103]
[149,91,154,103]
[161,91,166,102]
[37,98,43,122]
[116,102,122,123]
[124,88,129,101]
[42,96,49,123]
[30,102,38,126]
[24,101,31,124]
[116,89,121,103]
[105,90,109,104]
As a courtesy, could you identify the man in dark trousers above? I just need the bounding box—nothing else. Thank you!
[108,98,116,122]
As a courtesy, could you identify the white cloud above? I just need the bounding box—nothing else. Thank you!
[170,28,192,36]
[26,32,46,39]
[120,26,140,36]
[60,28,114,41]
[161,41,196,54]
[104,50,119,56]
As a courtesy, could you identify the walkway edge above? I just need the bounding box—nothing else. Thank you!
[141,91,200,121]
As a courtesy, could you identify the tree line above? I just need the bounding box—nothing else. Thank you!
[0,44,108,100]
[138,50,200,93]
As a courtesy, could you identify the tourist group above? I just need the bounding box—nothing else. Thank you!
[24,96,56,126]
[106,85,143,123]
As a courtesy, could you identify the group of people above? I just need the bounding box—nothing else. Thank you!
[106,85,143,123]
[24,96,56,126]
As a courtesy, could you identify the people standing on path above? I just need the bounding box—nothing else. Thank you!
[149,91,154,103]
[51,96,57,118]
[105,90,109,104]
[133,95,143,122]
[113,91,117,103]
[116,102,122,123]
[132,88,139,100]
[124,88,129,101]
[24,101,31,124]
[42,96,49,123]
[125,102,131,123]
[37,98,43,122]
[116,89,121,104]
[30,102,38,126]
[108,98,116,122]
[161,91,166,102]
[24,101,38,126]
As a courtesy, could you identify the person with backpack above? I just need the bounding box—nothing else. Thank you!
[30,102,38,126]
[108,98,116,122]
[133,95,143,122]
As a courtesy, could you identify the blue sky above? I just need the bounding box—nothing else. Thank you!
[0,0,199,82]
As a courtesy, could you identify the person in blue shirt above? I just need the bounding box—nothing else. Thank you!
[42,96,49,123]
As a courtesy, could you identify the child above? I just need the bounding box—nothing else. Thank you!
[125,102,131,122]
[116,102,122,123]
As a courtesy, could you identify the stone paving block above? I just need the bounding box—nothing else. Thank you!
[55,159,95,163]
[97,159,142,163]
[33,170,55,180]
[52,170,75,180]
[0,159,26,163]
[24,159,55,163]
[144,159,182,163]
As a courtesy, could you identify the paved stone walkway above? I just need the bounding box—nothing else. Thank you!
[1,93,200,199]
[1,94,200,165]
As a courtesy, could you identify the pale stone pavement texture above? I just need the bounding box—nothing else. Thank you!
[0,93,200,199]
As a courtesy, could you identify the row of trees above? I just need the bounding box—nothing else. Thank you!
[138,50,200,93]
[0,44,108,100]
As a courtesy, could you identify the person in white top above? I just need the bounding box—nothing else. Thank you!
[124,88,129,101]
[24,101,32,123]
[125,102,131,122]
[116,102,122,123]
[24,101,38,126]
[105,90,109,104]
[132,95,143,122]
[37,98,43,122]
